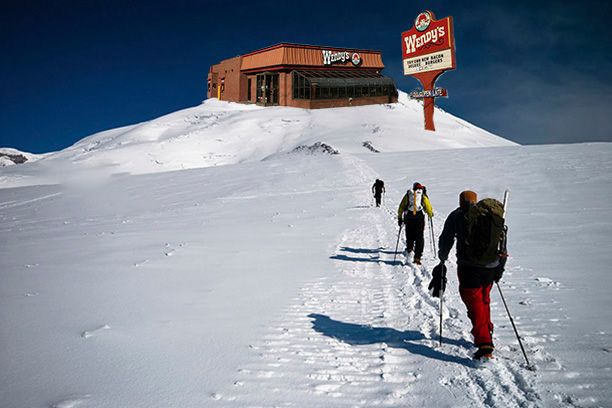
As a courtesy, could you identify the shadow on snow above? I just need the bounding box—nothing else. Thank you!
[308,313,473,367]
[338,246,398,255]
[330,246,402,266]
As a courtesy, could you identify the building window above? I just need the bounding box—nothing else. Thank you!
[291,70,396,101]
[292,71,312,99]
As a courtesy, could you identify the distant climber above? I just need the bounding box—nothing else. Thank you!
[397,182,433,265]
[372,179,385,207]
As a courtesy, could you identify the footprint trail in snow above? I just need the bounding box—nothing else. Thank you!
[212,194,543,407]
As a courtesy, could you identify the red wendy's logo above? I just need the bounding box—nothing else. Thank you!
[351,52,361,66]
[415,11,431,32]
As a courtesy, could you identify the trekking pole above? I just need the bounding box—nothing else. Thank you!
[429,217,436,255]
[393,224,403,265]
[439,283,443,346]
[496,282,532,369]
[498,190,533,369]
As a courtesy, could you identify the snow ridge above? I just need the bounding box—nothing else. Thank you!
[0,91,515,188]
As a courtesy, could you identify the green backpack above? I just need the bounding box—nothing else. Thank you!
[464,198,506,265]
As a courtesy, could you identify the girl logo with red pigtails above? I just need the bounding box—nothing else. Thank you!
[415,11,432,32]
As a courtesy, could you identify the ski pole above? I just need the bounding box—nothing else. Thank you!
[428,219,434,254]
[429,217,436,255]
[498,189,533,369]
[393,224,403,265]
[438,261,444,347]
[439,282,443,346]
[496,282,532,369]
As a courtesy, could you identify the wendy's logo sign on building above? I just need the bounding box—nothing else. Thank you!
[401,10,456,131]
[322,50,362,66]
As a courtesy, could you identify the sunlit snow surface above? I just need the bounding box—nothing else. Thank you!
[0,92,514,189]
[1,94,611,407]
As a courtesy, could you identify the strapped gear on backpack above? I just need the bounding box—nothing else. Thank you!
[464,198,507,266]
[404,188,423,218]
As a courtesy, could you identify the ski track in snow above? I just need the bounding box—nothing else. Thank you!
[0,192,62,209]
[211,168,544,407]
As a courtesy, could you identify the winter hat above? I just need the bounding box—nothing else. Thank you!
[459,190,477,209]
[413,182,424,190]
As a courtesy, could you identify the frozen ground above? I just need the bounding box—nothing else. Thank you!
[1,97,611,407]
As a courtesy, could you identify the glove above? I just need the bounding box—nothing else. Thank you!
[494,264,505,283]
[428,262,447,298]
[494,253,507,282]
[398,219,403,227]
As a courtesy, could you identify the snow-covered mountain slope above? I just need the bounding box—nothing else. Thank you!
[1,141,611,408]
[3,94,610,407]
[0,91,515,188]
[0,147,43,167]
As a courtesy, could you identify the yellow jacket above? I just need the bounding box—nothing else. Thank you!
[397,192,433,220]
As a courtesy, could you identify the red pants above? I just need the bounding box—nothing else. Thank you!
[457,264,495,347]
[460,285,494,347]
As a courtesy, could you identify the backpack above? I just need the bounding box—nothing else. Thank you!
[404,189,423,217]
[464,198,507,265]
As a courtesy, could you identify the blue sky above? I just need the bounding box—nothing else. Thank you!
[1,0,610,153]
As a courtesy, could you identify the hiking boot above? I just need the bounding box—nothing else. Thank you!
[473,345,494,360]
[413,257,421,265]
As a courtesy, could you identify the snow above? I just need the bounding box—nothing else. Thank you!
[0,91,514,189]
[1,95,611,407]
[0,147,43,167]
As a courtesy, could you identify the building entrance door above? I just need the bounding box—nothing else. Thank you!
[256,73,279,106]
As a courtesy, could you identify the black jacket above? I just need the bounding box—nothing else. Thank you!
[372,180,385,195]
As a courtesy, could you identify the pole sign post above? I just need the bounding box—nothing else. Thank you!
[402,10,456,131]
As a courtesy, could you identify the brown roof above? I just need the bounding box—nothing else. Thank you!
[240,43,385,72]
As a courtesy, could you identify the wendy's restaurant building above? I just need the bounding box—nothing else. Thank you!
[207,43,398,109]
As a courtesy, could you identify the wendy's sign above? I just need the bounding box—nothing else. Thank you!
[401,11,456,131]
